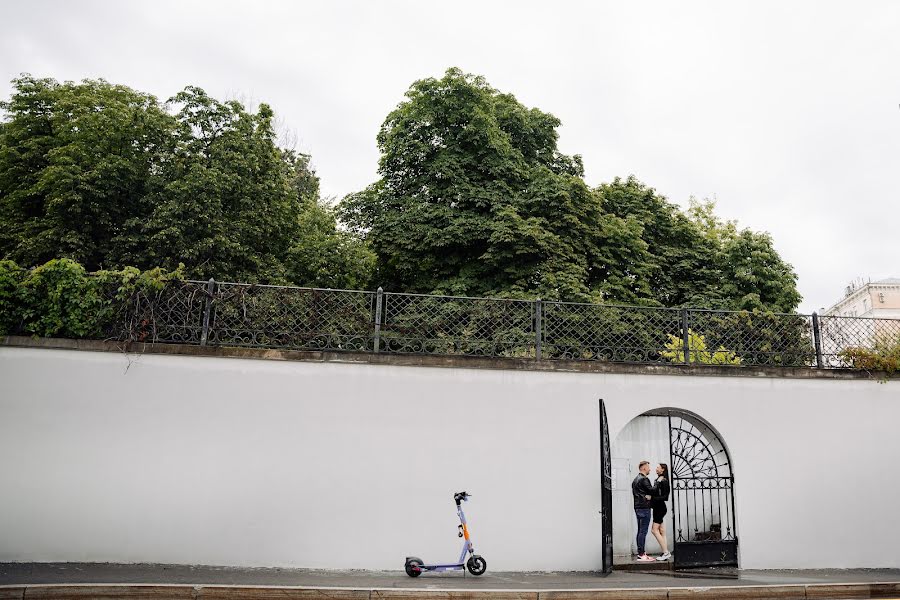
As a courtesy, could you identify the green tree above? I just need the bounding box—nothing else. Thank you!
[282,148,321,205]
[1,76,373,287]
[718,229,801,313]
[285,201,375,290]
[131,87,300,282]
[0,75,175,269]
[686,197,737,247]
[0,259,25,335]
[341,68,652,302]
[598,177,720,307]
[600,181,801,312]
[280,149,375,289]
[686,198,800,313]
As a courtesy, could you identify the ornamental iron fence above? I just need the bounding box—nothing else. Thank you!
[379,292,535,358]
[60,278,900,371]
[208,282,376,352]
[541,302,682,363]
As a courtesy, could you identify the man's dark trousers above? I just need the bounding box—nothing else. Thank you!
[634,508,651,555]
[632,471,654,556]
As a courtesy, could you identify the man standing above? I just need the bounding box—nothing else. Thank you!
[631,460,655,561]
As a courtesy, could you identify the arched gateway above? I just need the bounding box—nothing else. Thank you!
[600,402,738,571]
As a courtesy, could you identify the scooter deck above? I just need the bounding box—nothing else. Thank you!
[422,563,465,571]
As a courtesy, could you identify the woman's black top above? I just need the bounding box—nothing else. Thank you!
[652,478,670,508]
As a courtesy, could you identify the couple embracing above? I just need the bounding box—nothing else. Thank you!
[631,460,671,562]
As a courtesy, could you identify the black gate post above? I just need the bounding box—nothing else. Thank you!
[374,287,383,353]
[598,399,613,575]
[200,278,215,346]
[812,312,824,369]
[667,411,678,557]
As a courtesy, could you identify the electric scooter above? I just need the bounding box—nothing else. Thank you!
[404,491,487,577]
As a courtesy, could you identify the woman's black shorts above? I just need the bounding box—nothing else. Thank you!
[652,503,667,524]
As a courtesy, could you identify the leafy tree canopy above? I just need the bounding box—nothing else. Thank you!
[0,75,174,269]
[0,75,373,287]
[688,198,800,312]
[599,176,720,307]
[1,71,798,311]
[130,86,303,282]
[341,68,653,303]
[599,177,801,312]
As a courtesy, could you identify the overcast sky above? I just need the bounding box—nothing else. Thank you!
[2,0,898,312]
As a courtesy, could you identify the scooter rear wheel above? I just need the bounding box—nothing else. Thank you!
[405,558,423,577]
[466,555,487,576]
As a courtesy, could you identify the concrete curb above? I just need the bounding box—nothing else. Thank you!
[1,583,899,600]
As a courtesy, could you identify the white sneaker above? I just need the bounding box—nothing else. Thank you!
[656,552,672,561]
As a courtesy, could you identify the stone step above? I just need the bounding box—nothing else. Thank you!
[613,558,673,572]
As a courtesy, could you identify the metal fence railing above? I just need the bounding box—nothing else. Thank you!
[817,314,900,369]
[74,278,900,371]
[542,301,683,363]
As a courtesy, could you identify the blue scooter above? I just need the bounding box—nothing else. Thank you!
[405,491,487,577]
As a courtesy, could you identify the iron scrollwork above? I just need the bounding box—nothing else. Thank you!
[669,413,738,566]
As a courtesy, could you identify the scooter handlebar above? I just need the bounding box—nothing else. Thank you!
[453,491,471,504]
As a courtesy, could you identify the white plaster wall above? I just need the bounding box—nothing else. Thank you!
[1,347,899,571]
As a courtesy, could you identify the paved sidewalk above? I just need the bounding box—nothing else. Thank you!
[2,563,900,591]
[3,564,900,600]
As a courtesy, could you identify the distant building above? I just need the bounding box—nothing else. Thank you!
[817,278,900,360]
[821,277,900,319]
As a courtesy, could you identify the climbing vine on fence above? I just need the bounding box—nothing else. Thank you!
[0,258,184,338]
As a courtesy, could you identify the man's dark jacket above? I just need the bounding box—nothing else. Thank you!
[632,473,654,509]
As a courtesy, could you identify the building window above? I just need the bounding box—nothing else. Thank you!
[879,292,885,303]
[863,298,870,312]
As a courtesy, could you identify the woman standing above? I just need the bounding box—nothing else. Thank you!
[650,463,672,561]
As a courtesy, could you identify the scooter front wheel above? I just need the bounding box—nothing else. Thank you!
[466,555,487,576]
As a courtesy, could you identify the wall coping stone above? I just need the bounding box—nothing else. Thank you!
[2,336,893,382]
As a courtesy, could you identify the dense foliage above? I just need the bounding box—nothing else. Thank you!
[341,68,653,303]
[2,70,801,314]
[0,76,373,287]
[0,257,183,337]
[342,68,801,312]
[0,77,172,270]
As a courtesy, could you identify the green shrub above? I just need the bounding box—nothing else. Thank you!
[0,260,26,335]
[661,329,742,365]
[839,334,900,380]
[16,259,185,339]
[18,259,103,337]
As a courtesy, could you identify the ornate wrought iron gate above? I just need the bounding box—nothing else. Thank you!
[668,411,738,569]
[598,399,613,575]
